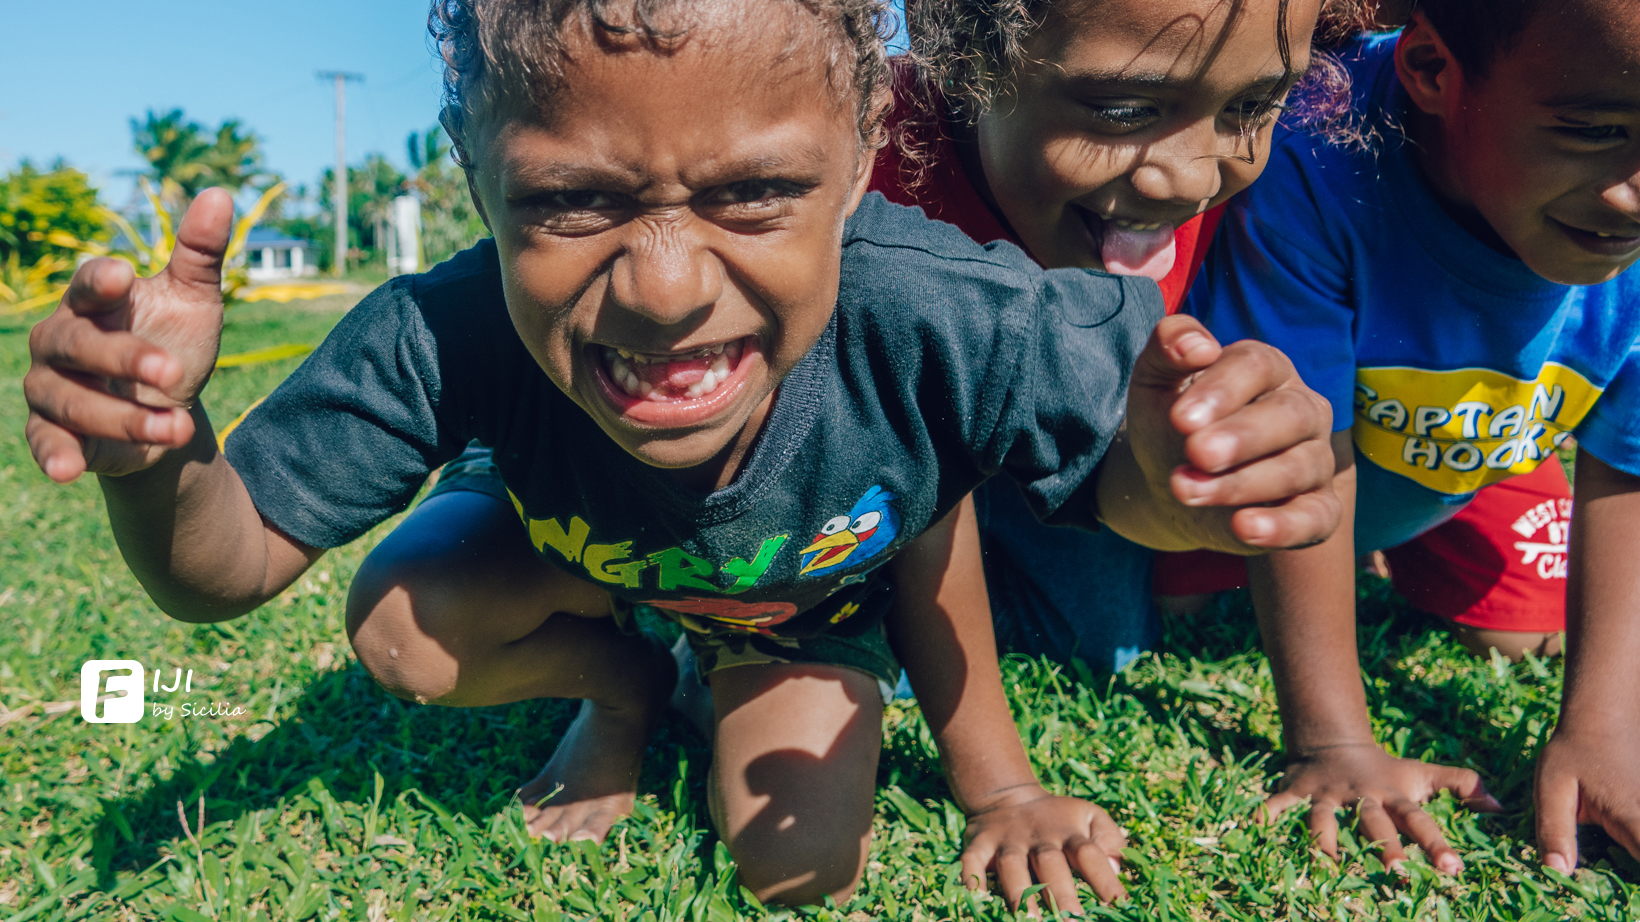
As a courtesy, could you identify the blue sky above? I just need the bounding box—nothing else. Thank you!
[7,1,907,210]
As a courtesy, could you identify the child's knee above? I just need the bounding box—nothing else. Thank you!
[730,835,867,908]
[345,564,462,705]
[1451,624,1563,661]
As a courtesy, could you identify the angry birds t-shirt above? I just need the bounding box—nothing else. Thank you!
[225,193,1162,640]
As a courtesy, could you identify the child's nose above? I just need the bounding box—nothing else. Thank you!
[610,215,724,325]
[1126,121,1225,208]
[1600,165,1640,221]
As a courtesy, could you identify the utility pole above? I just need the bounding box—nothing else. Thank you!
[317,71,364,277]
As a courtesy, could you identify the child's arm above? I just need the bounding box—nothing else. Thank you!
[23,191,321,620]
[1094,315,1339,555]
[887,497,1126,915]
[1252,431,1501,873]
[1535,450,1640,871]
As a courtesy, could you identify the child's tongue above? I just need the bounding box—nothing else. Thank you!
[1100,222,1177,281]
[631,353,712,392]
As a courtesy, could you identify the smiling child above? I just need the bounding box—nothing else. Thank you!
[1188,0,1640,874]
[23,0,1338,909]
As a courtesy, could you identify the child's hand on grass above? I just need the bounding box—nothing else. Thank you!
[1102,315,1340,555]
[1534,726,1640,874]
[24,189,232,482]
[1261,743,1502,874]
[960,783,1127,915]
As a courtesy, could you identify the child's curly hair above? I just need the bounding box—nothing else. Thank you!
[903,0,1388,136]
[429,0,897,167]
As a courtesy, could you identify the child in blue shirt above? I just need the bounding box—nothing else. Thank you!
[1189,0,1640,874]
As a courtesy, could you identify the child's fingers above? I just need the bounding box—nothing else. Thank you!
[32,313,185,392]
[1171,440,1334,509]
[958,838,996,891]
[162,188,235,292]
[1028,848,1084,917]
[24,414,88,484]
[1602,813,1640,867]
[1180,386,1331,475]
[1433,764,1503,814]
[1132,314,1224,392]
[993,846,1035,910]
[1067,836,1127,904]
[24,365,192,448]
[63,257,136,318]
[1306,801,1342,859]
[1385,798,1462,874]
[1167,340,1310,437]
[1356,799,1410,870]
[1230,490,1343,550]
[1259,791,1307,825]
[1534,771,1582,873]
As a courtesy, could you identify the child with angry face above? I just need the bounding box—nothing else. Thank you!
[23,0,1337,909]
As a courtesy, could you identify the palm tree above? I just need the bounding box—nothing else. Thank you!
[131,109,270,201]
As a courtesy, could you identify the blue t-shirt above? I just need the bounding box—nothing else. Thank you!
[1187,33,1640,552]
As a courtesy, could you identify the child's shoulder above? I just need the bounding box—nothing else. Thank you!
[840,193,1157,327]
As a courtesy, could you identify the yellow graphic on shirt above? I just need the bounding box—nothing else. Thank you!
[1353,362,1600,495]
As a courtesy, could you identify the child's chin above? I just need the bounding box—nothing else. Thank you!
[606,428,737,472]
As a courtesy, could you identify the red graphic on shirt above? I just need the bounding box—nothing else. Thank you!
[641,597,800,633]
[1510,498,1574,580]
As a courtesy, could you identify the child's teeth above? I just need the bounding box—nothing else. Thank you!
[711,343,725,354]
[710,355,730,378]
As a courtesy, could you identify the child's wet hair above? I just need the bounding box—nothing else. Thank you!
[429,0,896,165]
[1409,0,1544,79]
[903,0,1382,138]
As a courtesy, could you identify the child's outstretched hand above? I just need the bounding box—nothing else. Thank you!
[1262,744,1503,874]
[960,784,1127,915]
[24,189,233,482]
[1534,722,1640,875]
[1099,315,1340,554]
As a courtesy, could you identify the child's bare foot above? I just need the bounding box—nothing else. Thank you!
[668,635,715,740]
[519,697,659,843]
[519,636,674,844]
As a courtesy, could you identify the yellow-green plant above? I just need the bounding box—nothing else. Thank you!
[0,250,77,315]
[102,177,286,302]
[3,180,287,316]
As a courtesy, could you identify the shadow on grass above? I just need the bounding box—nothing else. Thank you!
[95,660,714,881]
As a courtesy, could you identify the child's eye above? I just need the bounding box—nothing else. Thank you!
[706,180,805,207]
[1227,96,1285,125]
[540,189,623,211]
[1555,124,1629,143]
[1084,102,1162,131]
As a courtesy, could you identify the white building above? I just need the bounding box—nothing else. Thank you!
[240,228,319,280]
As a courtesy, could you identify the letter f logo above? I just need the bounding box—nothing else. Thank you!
[81,660,145,723]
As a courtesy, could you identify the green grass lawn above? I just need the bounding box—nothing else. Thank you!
[1,298,1636,921]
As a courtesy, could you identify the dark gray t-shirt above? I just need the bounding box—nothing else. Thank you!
[225,193,1161,638]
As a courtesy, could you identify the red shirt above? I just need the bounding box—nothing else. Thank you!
[869,60,1221,314]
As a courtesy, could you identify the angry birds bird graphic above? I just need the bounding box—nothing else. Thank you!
[799,486,900,576]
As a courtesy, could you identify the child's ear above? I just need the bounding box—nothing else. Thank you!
[1395,12,1460,116]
